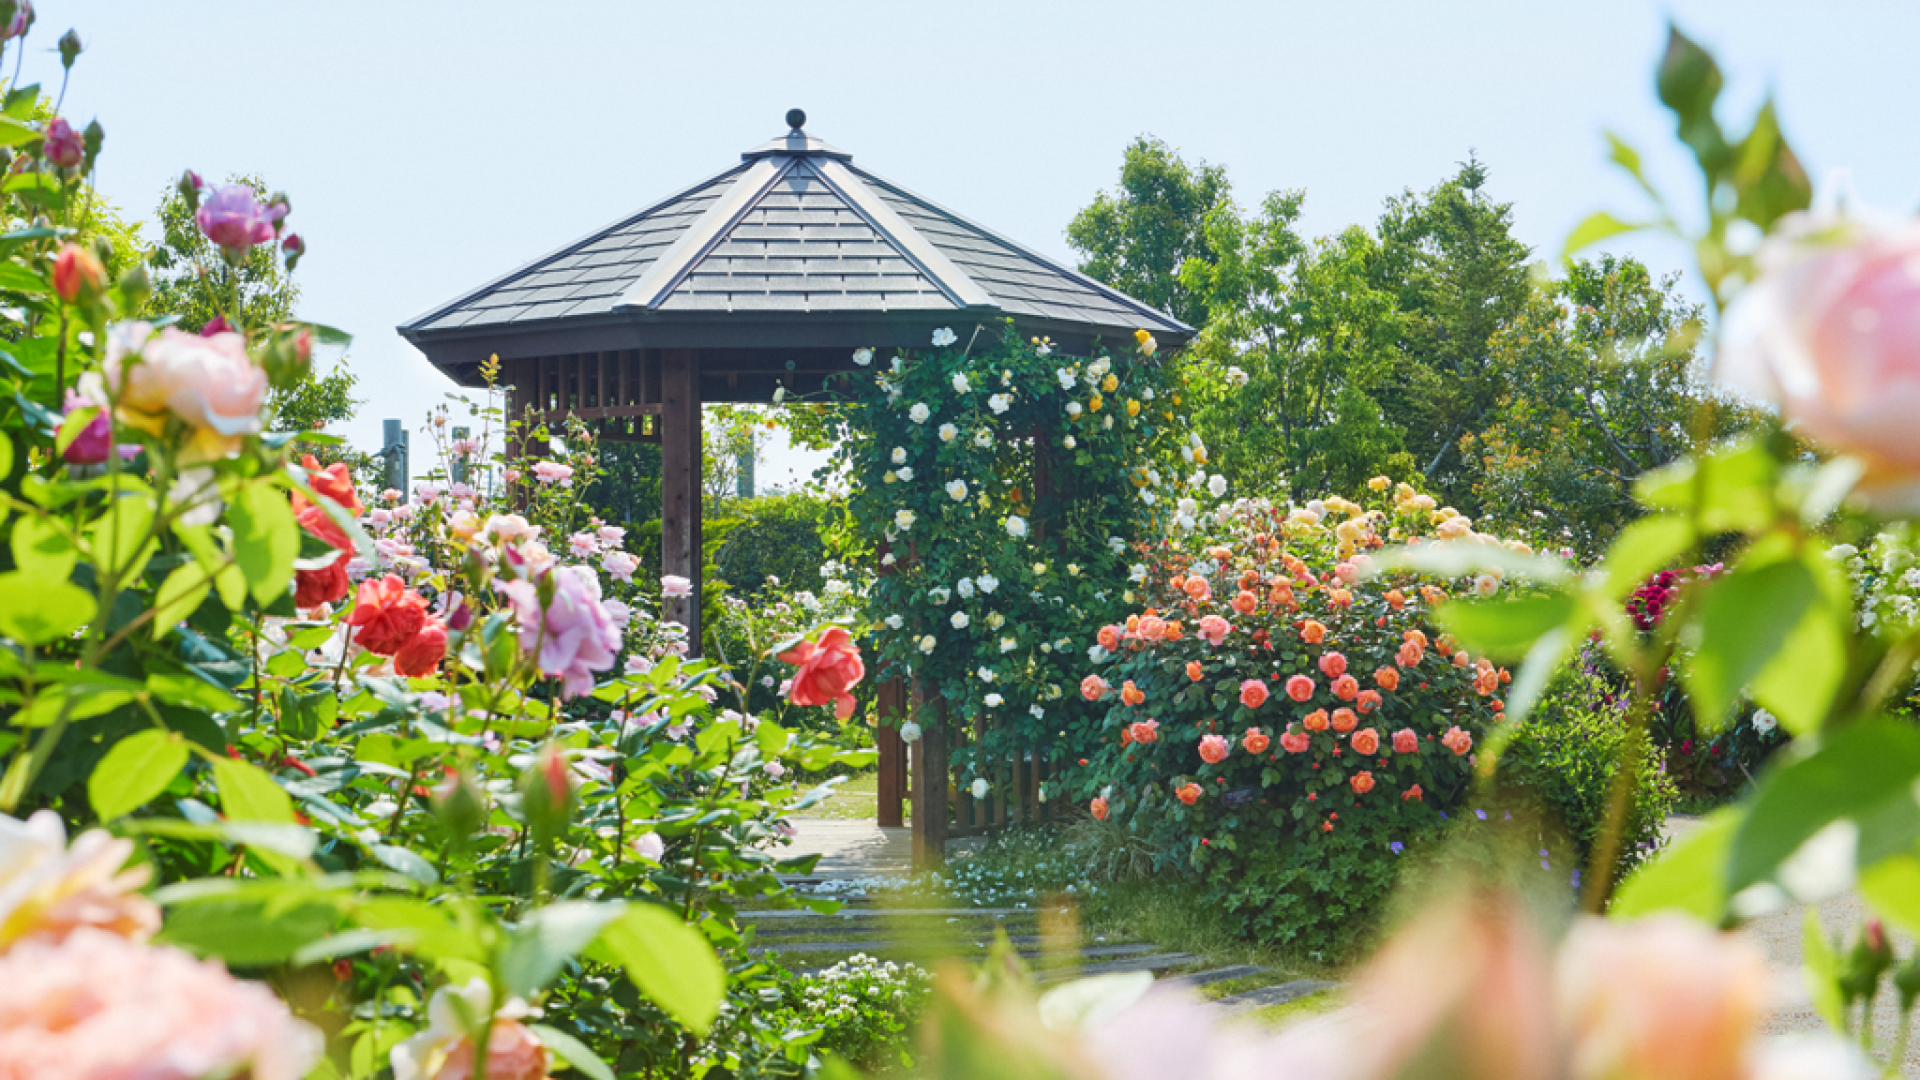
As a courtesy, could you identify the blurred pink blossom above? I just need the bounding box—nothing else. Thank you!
[497,565,621,698]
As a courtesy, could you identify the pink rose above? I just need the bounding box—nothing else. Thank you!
[1196,614,1232,647]
[195,183,286,252]
[661,574,693,597]
[1285,674,1315,702]
[101,323,266,461]
[1279,728,1310,754]
[777,627,866,720]
[42,117,83,169]
[498,565,622,698]
[1198,733,1230,764]
[1239,679,1268,709]
[1720,215,1920,509]
[1393,728,1419,755]
[531,460,574,487]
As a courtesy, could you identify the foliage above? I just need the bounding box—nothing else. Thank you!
[712,491,836,596]
[1066,136,1229,328]
[1071,484,1515,954]
[1468,255,1758,558]
[760,954,933,1071]
[1491,659,1679,884]
[808,324,1189,801]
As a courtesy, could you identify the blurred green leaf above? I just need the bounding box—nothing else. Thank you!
[1562,211,1646,259]
[88,729,188,820]
[0,571,94,643]
[1748,549,1849,736]
[1655,24,1731,179]
[593,903,725,1034]
[1681,558,1813,732]
[1600,515,1695,599]
[160,894,342,966]
[1612,806,1740,922]
[527,1024,616,1080]
[151,564,212,641]
[1637,437,1776,533]
[501,902,619,1001]
[1728,721,1920,897]
[1803,909,1845,1030]
[229,482,298,605]
[1436,592,1577,662]
[212,757,297,824]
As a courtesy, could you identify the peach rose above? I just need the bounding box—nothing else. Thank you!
[1197,614,1232,647]
[1183,576,1212,603]
[1397,641,1424,668]
[1242,728,1271,755]
[1269,580,1297,608]
[1285,674,1315,702]
[1176,782,1202,806]
[101,323,268,461]
[1240,679,1270,709]
[1081,675,1111,702]
[0,811,160,950]
[1332,674,1360,701]
[1097,625,1122,651]
[1351,728,1381,756]
[1402,784,1423,802]
[1331,708,1358,734]
[1231,590,1258,615]
[1356,689,1383,714]
[1385,588,1407,610]
[1303,709,1330,733]
[1393,728,1419,755]
[1475,667,1501,696]
[1090,796,1110,821]
[1442,726,1473,756]
[1334,561,1360,585]
[393,979,548,1080]
[1719,214,1920,510]
[1280,728,1311,754]
[1163,620,1184,642]
[1404,628,1429,647]
[1318,651,1348,679]
[1375,666,1401,692]
[1127,720,1159,745]
[1301,620,1327,644]
[1186,661,1205,682]
[1138,616,1168,642]
[1420,585,1446,606]
[1121,680,1146,705]
[1350,770,1375,794]
[1198,733,1230,764]
[1328,588,1353,608]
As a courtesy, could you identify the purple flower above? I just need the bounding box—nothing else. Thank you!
[1474,808,1487,821]
[1389,842,1404,854]
[195,184,285,253]
[498,564,621,698]
[42,117,82,169]
[3,2,32,41]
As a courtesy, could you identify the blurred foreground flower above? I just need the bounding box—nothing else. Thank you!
[391,977,549,1080]
[1720,213,1920,512]
[0,809,158,949]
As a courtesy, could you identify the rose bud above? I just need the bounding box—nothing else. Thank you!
[177,168,204,211]
[281,231,306,271]
[51,242,103,303]
[56,26,78,68]
[80,118,101,169]
[41,116,82,169]
[1,2,34,43]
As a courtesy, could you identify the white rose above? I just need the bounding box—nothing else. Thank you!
[853,347,874,366]
[938,423,958,442]
[950,611,969,629]
[971,778,990,798]
[977,574,999,593]
[1209,474,1228,497]
[894,509,916,530]
[908,402,931,424]
[892,447,907,464]
[951,372,970,394]
[919,635,936,653]
[898,721,922,743]
[1005,516,1027,538]
[946,479,968,501]
[983,693,1003,708]
[896,466,914,482]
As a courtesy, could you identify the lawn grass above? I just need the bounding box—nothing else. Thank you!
[1079,878,1344,997]
[1239,989,1338,1026]
[798,770,910,822]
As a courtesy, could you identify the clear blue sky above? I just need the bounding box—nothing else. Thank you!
[57,0,1920,488]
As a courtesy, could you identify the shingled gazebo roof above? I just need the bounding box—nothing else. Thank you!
[399,113,1192,388]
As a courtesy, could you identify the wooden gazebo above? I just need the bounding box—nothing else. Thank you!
[400,111,1192,858]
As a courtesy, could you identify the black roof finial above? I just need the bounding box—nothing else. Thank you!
[785,108,806,132]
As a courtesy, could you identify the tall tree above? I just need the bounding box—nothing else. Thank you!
[1067,136,1230,328]
[1468,254,1754,557]
[1178,189,1409,496]
[1370,158,1533,510]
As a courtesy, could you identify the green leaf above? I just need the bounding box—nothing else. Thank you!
[10,512,75,579]
[160,894,342,967]
[86,490,157,581]
[0,571,95,643]
[151,564,213,641]
[369,843,439,885]
[0,259,47,292]
[501,903,621,1001]
[1655,23,1731,179]
[1600,515,1695,599]
[594,903,725,1034]
[1727,720,1920,897]
[1611,806,1739,922]
[1861,854,1920,941]
[146,670,243,714]
[128,818,318,860]
[1562,211,1646,259]
[228,483,299,605]
[1637,438,1776,533]
[1435,592,1576,662]
[1802,909,1845,1030]
[1681,559,1814,732]
[1733,98,1812,232]
[88,729,189,820]
[212,757,297,824]
[1500,623,1573,728]
[526,1024,616,1080]
[350,897,486,964]
[0,115,41,148]
[1748,550,1848,736]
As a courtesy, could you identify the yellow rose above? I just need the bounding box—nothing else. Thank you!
[1126,399,1141,417]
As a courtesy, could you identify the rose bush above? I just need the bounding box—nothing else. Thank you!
[1070,481,1518,954]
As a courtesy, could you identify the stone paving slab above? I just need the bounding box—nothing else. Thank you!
[1210,979,1340,1018]
[757,938,1155,958]
[1034,952,1202,983]
[1161,965,1270,989]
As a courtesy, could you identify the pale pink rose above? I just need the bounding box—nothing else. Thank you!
[602,598,632,628]
[531,460,574,487]
[0,810,160,951]
[391,978,548,1080]
[602,550,639,582]
[413,481,444,504]
[101,323,266,461]
[624,653,654,676]
[1196,614,1232,647]
[661,574,693,597]
[0,929,322,1080]
[497,565,621,698]
[632,831,665,861]
[1720,214,1920,510]
[503,468,522,483]
[568,532,598,558]
[1556,915,1769,1080]
[597,525,626,546]
[484,514,538,542]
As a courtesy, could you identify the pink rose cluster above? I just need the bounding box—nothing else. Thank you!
[499,564,623,697]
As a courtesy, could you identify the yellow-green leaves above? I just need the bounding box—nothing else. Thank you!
[228,482,299,605]
[88,729,189,820]
[1611,808,1740,923]
[0,572,94,643]
[593,903,726,1034]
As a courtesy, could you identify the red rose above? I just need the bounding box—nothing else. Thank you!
[293,453,365,552]
[347,575,427,656]
[392,616,448,678]
[777,626,866,720]
[294,551,350,608]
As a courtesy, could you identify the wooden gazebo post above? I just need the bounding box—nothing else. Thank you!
[399,110,1192,871]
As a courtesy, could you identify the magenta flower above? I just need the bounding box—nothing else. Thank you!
[42,117,82,169]
[195,184,285,253]
[3,2,31,41]
[498,565,621,698]
[61,390,112,464]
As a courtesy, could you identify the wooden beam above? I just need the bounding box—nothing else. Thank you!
[910,689,947,869]
[660,348,702,649]
[875,678,907,829]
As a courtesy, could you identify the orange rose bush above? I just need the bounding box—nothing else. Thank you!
[1072,484,1515,952]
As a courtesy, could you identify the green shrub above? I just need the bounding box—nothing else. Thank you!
[1492,662,1679,886]
[713,492,835,595]
[760,954,932,1071]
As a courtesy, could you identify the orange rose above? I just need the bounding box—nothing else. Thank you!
[1121,680,1146,706]
[1303,709,1330,732]
[1351,770,1375,794]
[777,627,867,720]
[1240,679,1270,709]
[1198,733,1230,764]
[1392,728,1419,754]
[1375,666,1401,692]
[1285,674,1315,702]
[1091,796,1110,821]
[1176,782,1201,806]
[1097,625,1122,651]
[1186,661,1205,682]
[1385,589,1407,610]
[1332,674,1360,701]
[1318,651,1348,679]
[1163,620,1185,642]
[1138,616,1168,642]
[1328,588,1353,608]
[1270,580,1297,608]
[1402,784,1423,801]
[1280,728,1311,753]
[1351,727,1381,756]
[1127,720,1159,745]
[1231,590,1258,615]
[1396,641,1424,668]
[1442,725,1473,756]
[1301,620,1327,644]
[1420,585,1446,606]
[1183,576,1212,603]
[1356,689,1383,714]
[1242,728,1271,755]
[1404,628,1429,647]
[1331,707,1358,734]
[1081,675,1111,702]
